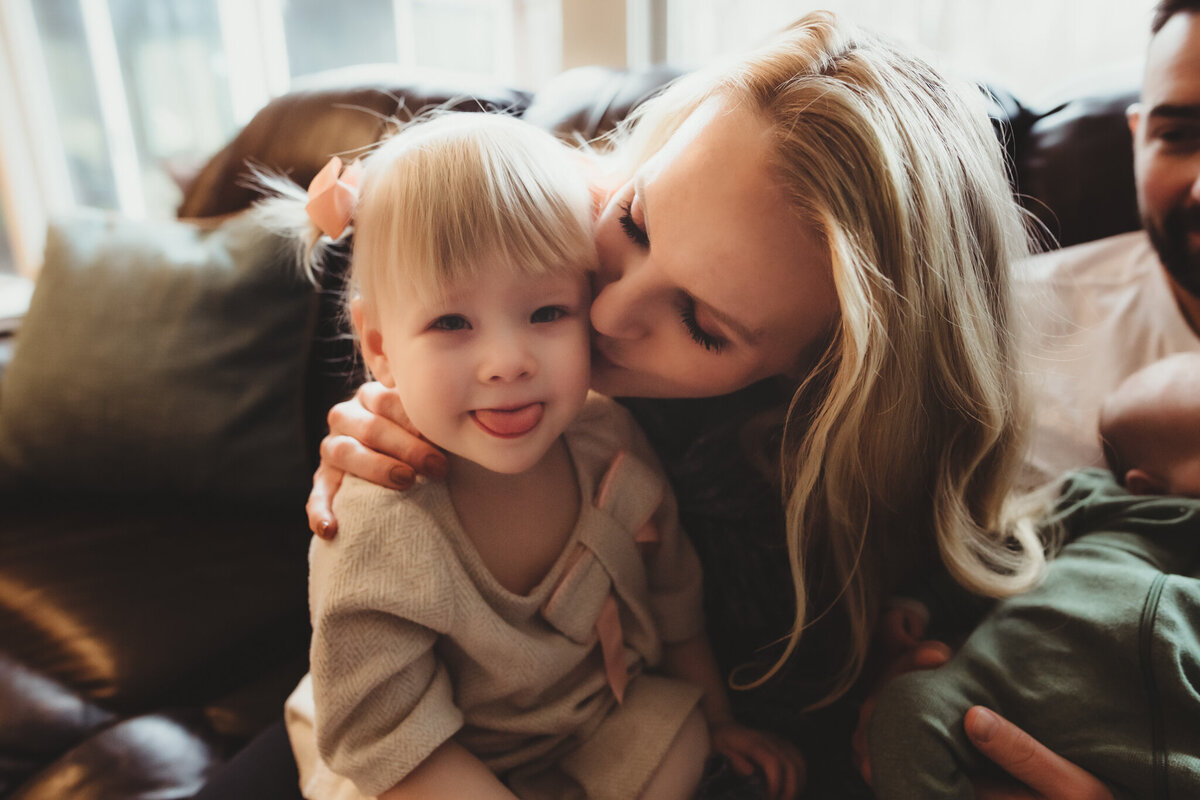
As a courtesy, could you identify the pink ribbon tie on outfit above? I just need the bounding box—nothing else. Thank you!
[540,451,663,705]
[595,595,627,702]
[306,156,362,238]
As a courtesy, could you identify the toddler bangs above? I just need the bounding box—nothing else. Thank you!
[353,113,596,306]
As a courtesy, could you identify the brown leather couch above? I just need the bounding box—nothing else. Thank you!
[0,62,1140,799]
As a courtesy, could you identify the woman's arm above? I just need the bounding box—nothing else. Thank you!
[966,708,1113,800]
[378,741,518,800]
[307,382,447,537]
[662,634,806,800]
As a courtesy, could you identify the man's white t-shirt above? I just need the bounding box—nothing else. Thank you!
[1015,230,1200,486]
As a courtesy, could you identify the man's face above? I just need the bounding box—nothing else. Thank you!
[1132,11,1200,300]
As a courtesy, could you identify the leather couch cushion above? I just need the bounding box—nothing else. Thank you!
[0,493,310,720]
[1016,72,1141,249]
[7,710,223,800]
[178,64,532,219]
[0,653,115,795]
[0,209,315,502]
[522,64,683,139]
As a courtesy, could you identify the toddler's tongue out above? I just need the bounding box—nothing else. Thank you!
[473,403,544,436]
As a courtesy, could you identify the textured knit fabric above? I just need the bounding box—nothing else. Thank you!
[868,469,1200,800]
[286,393,705,799]
[1015,231,1200,486]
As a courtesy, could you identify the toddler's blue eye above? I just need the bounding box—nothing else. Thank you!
[430,315,470,331]
[531,306,568,323]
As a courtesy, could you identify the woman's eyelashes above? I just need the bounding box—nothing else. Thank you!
[676,295,727,353]
[619,201,649,247]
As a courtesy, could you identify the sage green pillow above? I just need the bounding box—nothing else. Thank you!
[0,209,316,501]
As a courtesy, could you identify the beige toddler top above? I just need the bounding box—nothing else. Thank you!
[295,393,706,799]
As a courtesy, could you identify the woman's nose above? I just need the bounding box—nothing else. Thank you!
[590,253,653,341]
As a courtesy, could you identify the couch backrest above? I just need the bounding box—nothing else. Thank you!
[179,63,1142,251]
[178,64,533,219]
[1010,75,1141,250]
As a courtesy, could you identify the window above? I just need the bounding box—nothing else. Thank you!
[0,199,13,277]
[659,0,1157,105]
[0,0,1162,278]
[0,0,564,275]
[32,2,119,210]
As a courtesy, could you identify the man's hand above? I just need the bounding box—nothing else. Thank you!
[967,707,1113,800]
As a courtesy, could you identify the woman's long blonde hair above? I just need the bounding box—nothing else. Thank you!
[605,11,1044,706]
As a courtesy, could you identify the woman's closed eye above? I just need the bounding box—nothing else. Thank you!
[429,314,470,332]
[676,295,727,353]
[619,201,649,247]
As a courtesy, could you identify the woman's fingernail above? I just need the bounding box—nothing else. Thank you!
[316,519,334,539]
[389,465,415,489]
[422,453,448,479]
[969,707,998,742]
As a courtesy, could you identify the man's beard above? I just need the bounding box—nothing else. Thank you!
[1145,204,1200,298]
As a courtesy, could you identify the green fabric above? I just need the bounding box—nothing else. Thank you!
[0,209,316,502]
[869,469,1200,800]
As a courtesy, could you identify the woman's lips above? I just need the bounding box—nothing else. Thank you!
[471,403,544,438]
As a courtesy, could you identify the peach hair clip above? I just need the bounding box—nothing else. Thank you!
[305,156,363,239]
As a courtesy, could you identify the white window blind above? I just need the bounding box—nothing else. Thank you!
[661,0,1157,104]
[0,0,565,277]
[0,0,1163,278]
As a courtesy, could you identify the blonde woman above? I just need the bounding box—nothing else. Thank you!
[198,11,1113,800]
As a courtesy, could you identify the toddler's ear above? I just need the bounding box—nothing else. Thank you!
[1124,468,1165,496]
[350,298,396,388]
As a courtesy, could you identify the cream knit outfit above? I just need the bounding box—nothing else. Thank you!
[285,393,706,799]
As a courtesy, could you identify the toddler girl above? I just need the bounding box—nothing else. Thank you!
[266,112,790,800]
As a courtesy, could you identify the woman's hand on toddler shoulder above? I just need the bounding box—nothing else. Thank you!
[307,381,448,538]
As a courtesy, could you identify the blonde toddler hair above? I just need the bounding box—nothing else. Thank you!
[258,111,597,315]
[350,112,596,318]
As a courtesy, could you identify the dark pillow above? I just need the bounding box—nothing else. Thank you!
[0,209,316,502]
